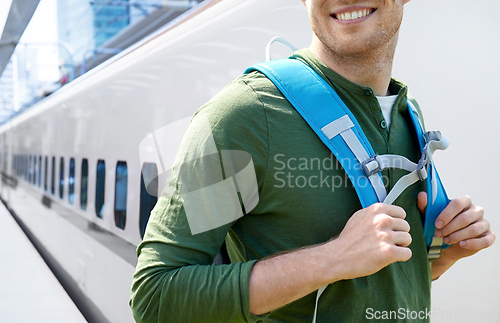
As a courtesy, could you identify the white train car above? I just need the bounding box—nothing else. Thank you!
[0,0,498,322]
[0,0,312,322]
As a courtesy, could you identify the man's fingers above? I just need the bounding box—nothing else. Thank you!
[371,203,406,219]
[442,219,490,245]
[391,218,410,233]
[435,195,473,229]
[392,231,412,247]
[436,205,485,238]
[392,245,412,262]
[417,191,427,214]
[457,231,496,250]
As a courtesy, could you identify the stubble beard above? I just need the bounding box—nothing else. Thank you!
[310,10,404,77]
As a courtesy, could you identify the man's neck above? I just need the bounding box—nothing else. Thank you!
[309,36,397,97]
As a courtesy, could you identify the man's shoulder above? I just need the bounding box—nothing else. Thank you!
[194,70,292,126]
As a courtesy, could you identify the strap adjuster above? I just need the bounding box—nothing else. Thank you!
[417,166,428,181]
[427,237,444,259]
[362,155,382,177]
[416,150,429,181]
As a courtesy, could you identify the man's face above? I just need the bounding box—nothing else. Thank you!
[302,0,410,57]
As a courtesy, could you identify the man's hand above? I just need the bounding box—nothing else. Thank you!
[249,203,412,315]
[417,192,495,279]
[327,203,413,281]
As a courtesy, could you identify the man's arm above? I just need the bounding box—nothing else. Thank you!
[249,203,412,315]
[416,193,495,280]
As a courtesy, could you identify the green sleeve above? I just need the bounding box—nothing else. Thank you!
[130,75,271,323]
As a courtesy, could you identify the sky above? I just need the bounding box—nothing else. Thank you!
[0,0,60,83]
[20,0,60,82]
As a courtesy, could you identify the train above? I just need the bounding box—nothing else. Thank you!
[1,0,499,322]
[0,0,312,322]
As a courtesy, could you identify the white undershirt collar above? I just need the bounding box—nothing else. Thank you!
[376,95,398,132]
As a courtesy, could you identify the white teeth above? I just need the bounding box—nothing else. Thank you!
[336,9,372,21]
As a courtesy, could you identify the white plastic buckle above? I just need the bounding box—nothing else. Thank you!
[362,155,382,177]
[416,150,429,181]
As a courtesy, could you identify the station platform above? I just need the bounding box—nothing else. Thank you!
[0,202,87,323]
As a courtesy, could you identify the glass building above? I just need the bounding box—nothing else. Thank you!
[92,1,130,48]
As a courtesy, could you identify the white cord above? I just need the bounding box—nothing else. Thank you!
[265,36,298,61]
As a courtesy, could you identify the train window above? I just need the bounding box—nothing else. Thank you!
[59,157,64,199]
[69,158,75,204]
[28,155,32,183]
[33,155,37,185]
[4,152,7,172]
[139,163,158,239]
[114,161,127,230]
[95,159,105,218]
[80,159,88,210]
[38,156,42,187]
[24,155,27,179]
[51,157,56,195]
[44,156,48,191]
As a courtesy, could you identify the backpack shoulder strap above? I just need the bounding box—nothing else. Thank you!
[245,58,450,256]
[407,101,451,256]
[245,59,386,207]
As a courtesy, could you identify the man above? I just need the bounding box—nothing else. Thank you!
[130,0,495,322]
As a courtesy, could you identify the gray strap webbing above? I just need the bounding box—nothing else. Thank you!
[376,155,417,172]
[339,129,388,202]
[383,131,449,205]
[383,170,422,205]
[321,115,355,139]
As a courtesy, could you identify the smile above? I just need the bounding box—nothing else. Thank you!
[333,8,376,22]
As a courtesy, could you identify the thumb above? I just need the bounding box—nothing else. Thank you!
[417,191,427,214]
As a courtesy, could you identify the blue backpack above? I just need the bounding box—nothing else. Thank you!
[245,59,450,258]
[245,59,451,322]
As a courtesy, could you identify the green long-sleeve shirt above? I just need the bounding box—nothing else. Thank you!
[130,49,432,322]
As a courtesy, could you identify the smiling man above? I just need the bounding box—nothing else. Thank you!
[130,1,495,322]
